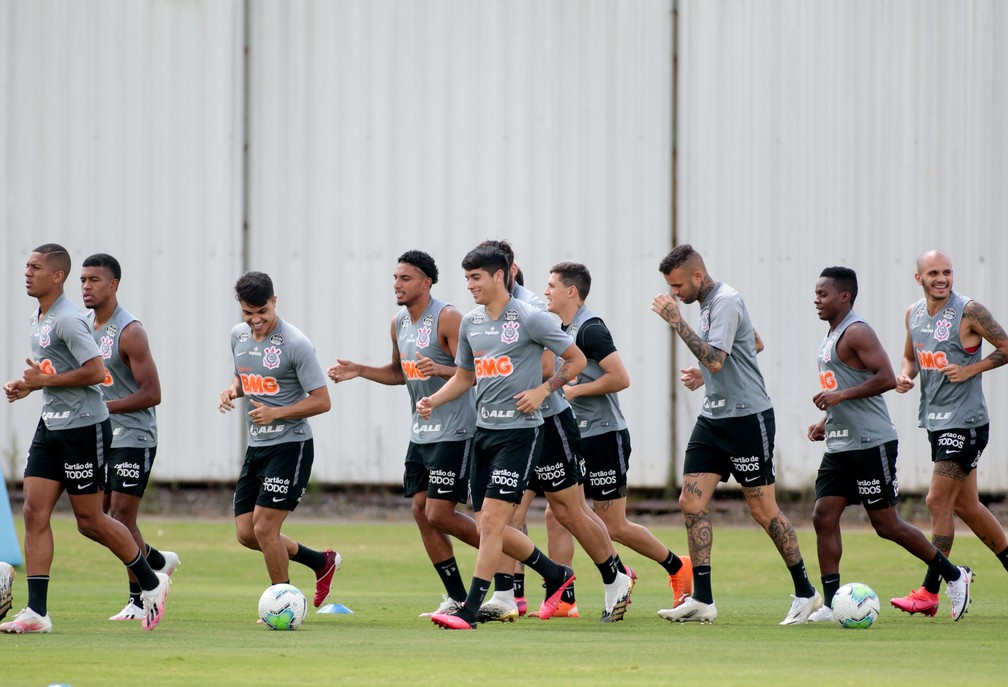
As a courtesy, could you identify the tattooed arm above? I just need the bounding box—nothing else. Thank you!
[944,300,1008,383]
[651,293,727,373]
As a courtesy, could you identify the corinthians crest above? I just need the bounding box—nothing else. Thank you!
[934,319,952,342]
[501,321,520,344]
[262,346,282,370]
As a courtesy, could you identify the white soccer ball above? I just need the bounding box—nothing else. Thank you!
[258,583,307,630]
[831,582,880,629]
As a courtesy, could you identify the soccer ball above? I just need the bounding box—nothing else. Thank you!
[831,582,880,629]
[258,583,307,630]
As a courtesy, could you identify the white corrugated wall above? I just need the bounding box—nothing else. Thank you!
[0,0,246,481]
[678,0,1008,490]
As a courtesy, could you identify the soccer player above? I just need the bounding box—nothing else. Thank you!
[806,267,972,623]
[476,240,626,621]
[326,251,481,617]
[80,253,181,621]
[890,250,1004,617]
[651,244,820,624]
[416,244,587,630]
[218,271,340,609]
[2,244,170,634]
[546,262,693,611]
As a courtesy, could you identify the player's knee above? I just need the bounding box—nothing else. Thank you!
[678,490,700,514]
[73,512,103,540]
[425,504,454,531]
[925,491,954,518]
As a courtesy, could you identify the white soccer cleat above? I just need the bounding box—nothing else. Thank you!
[806,605,835,623]
[601,571,632,623]
[418,594,463,619]
[477,596,519,623]
[155,551,181,577]
[658,595,717,623]
[946,566,973,621]
[0,562,13,622]
[780,591,823,625]
[141,572,171,631]
[0,607,52,634]
[109,600,145,621]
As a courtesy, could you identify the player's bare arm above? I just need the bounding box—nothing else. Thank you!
[680,366,704,391]
[753,329,765,354]
[895,306,918,393]
[945,300,1008,382]
[248,385,331,425]
[650,293,727,373]
[563,350,629,401]
[104,320,161,415]
[416,366,476,419]
[218,375,242,413]
[814,323,896,411]
[22,355,105,390]
[514,343,586,414]
[4,379,30,403]
[328,316,406,385]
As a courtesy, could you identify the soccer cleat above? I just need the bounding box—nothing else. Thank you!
[780,591,823,625]
[313,549,342,607]
[537,567,576,620]
[418,594,463,619]
[477,597,520,623]
[154,551,181,577]
[0,607,52,634]
[657,595,717,623]
[601,571,632,623]
[530,600,579,618]
[889,587,939,617]
[109,600,145,621]
[807,605,835,623]
[668,556,692,608]
[515,596,527,617]
[946,566,973,622]
[140,572,171,631]
[431,612,476,630]
[0,562,13,622]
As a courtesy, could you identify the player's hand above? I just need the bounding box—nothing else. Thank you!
[416,397,434,419]
[561,377,580,400]
[514,386,548,414]
[941,363,973,383]
[3,380,29,403]
[218,387,238,413]
[813,390,844,410]
[807,418,826,442]
[22,358,47,390]
[248,399,277,425]
[327,359,360,384]
[894,374,915,393]
[414,354,437,379]
[680,367,704,391]
[651,293,682,325]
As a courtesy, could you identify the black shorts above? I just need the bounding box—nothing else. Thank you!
[581,429,631,501]
[928,425,989,475]
[403,439,471,503]
[233,440,314,516]
[104,446,157,497]
[684,409,776,487]
[24,418,111,496]
[815,440,900,510]
[527,409,583,495]
[470,427,542,512]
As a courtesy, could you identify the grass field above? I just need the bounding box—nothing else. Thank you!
[1,514,1006,687]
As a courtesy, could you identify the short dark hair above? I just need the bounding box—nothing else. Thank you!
[478,239,515,267]
[397,250,439,284]
[82,253,122,281]
[513,266,525,287]
[550,262,591,300]
[234,271,275,306]
[819,266,858,304]
[33,243,71,280]
[658,244,699,275]
[462,244,510,277]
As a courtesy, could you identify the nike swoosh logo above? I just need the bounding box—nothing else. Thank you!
[744,476,759,483]
[437,488,454,494]
[272,496,286,503]
[601,488,617,495]
[945,450,959,454]
[867,498,882,505]
[696,571,710,577]
[122,482,138,488]
[77,482,92,490]
[499,489,515,495]
[551,479,565,487]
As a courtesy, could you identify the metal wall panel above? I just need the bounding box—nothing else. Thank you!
[678,0,1008,490]
[0,0,245,481]
[246,0,676,485]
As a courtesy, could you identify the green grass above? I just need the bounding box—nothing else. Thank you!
[1,515,1005,686]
